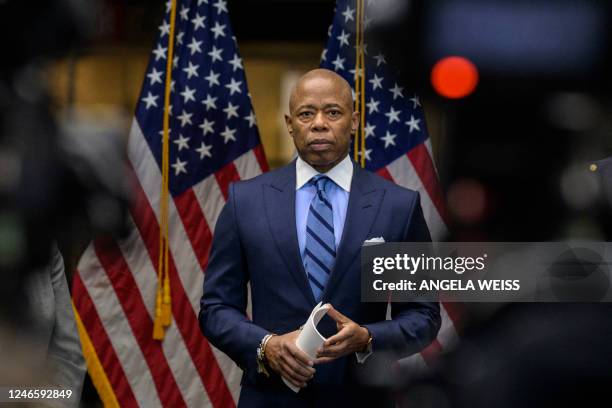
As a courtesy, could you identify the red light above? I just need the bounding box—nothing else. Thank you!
[431,56,479,99]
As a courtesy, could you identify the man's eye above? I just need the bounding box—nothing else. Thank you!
[328,110,341,117]
[299,112,313,119]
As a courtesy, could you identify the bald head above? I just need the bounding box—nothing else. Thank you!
[289,68,354,114]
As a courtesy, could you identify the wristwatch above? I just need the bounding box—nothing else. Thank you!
[256,334,275,377]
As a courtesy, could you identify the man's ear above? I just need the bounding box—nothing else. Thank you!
[285,114,293,136]
[351,111,360,134]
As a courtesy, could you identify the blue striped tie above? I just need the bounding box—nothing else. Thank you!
[304,175,336,301]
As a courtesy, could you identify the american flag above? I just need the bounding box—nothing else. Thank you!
[321,0,460,368]
[72,0,264,406]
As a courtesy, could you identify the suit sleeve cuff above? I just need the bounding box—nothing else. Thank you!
[356,325,373,363]
[362,322,387,352]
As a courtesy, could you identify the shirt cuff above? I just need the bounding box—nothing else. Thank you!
[355,350,372,364]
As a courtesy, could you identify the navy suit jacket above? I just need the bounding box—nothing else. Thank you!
[199,161,441,407]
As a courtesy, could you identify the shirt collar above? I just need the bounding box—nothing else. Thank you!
[295,154,353,192]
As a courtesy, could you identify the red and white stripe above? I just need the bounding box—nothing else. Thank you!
[74,121,266,407]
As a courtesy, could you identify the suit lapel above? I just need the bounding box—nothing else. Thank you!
[264,162,316,307]
[322,164,384,300]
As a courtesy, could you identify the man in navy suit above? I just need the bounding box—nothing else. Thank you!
[199,68,440,407]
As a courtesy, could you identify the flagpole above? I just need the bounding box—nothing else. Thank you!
[358,0,366,168]
[353,0,362,163]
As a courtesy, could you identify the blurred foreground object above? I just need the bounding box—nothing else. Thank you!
[395,302,612,408]
[20,245,86,406]
[367,0,612,240]
[0,0,130,324]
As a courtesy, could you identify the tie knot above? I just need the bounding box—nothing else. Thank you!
[312,175,330,193]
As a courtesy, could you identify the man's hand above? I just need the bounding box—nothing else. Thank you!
[265,329,315,389]
[315,304,370,364]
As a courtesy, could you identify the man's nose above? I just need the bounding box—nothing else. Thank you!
[311,112,329,131]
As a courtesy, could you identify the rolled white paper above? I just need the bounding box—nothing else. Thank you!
[282,302,330,392]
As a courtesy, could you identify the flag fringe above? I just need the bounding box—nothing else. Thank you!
[72,301,120,408]
[155,0,178,341]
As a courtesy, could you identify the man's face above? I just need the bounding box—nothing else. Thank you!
[286,75,358,172]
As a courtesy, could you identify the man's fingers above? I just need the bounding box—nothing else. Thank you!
[314,356,336,364]
[324,327,351,346]
[287,343,314,367]
[326,304,349,324]
[281,353,315,378]
[280,361,309,384]
[280,362,307,388]
[317,341,346,358]
[280,358,312,388]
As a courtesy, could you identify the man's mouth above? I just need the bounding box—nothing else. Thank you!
[309,139,333,152]
[310,140,331,145]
